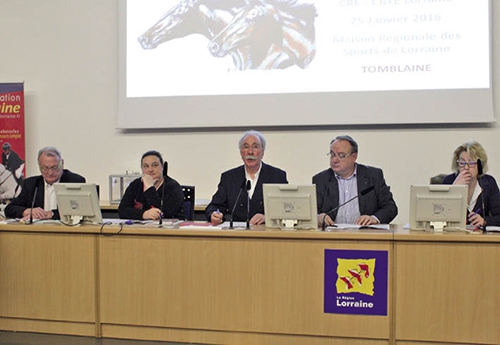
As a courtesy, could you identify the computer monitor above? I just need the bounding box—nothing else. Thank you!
[54,183,103,225]
[409,185,468,231]
[263,184,318,230]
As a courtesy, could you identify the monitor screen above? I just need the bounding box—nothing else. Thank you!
[55,183,103,225]
[263,184,318,230]
[409,185,468,231]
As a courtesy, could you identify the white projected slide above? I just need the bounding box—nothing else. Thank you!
[118,0,494,129]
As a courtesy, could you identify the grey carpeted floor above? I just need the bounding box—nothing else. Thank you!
[0,332,202,345]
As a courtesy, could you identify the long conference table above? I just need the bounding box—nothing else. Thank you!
[0,222,499,345]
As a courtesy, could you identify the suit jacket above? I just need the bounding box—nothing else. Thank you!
[4,169,86,219]
[312,164,398,224]
[205,162,288,222]
[442,173,500,226]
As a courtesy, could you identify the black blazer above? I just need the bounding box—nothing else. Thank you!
[5,169,86,219]
[312,164,398,224]
[205,162,288,222]
[442,173,500,226]
[118,175,185,220]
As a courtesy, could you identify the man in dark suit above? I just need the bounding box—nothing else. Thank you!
[5,146,86,220]
[206,130,288,225]
[313,135,397,227]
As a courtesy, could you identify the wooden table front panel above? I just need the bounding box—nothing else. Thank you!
[0,231,97,334]
[99,235,392,341]
[395,241,500,345]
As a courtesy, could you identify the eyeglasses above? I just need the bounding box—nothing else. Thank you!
[327,151,353,160]
[457,160,478,168]
[40,164,61,173]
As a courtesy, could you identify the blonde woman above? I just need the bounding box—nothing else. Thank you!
[442,141,500,228]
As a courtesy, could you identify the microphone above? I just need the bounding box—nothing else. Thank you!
[321,185,375,230]
[29,186,38,224]
[476,168,486,231]
[229,179,247,229]
[158,180,165,226]
[246,180,251,230]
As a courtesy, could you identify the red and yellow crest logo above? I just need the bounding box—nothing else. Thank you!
[336,259,376,296]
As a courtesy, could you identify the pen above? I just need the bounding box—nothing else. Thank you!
[152,206,163,219]
[469,211,485,232]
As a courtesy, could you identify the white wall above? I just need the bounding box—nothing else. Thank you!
[1,0,498,224]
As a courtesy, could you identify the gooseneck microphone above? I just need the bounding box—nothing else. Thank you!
[159,180,165,226]
[476,160,486,231]
[321,185,375,230]
[29,186,38,224]
[229,179,247,229]
[245,180,251,230]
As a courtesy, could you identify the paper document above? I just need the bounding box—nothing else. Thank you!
[178,221,249,230]
[485,226,500,232]
[0,218,22,224]
[179,221,223,230]
[326,223,390,230]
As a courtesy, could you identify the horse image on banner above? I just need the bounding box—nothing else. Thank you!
[137,0,251,70]
[209,0,317,70]
[137,0,317,70]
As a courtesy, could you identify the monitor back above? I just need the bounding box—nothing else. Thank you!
[409,184,468,231]
[263,184,318,230]
[55,183,103,224]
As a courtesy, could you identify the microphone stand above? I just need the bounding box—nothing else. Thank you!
[230,180,247,229]
[29,186,39,224]
[158,179,165,227]
[321,193,360,231]
[246,180,251,230]
[321,186,375,231]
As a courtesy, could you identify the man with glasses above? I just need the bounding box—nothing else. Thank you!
[5,147,85,221]
[313,135,397,227]
[206,130,288,225]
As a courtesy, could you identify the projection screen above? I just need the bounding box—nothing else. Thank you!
[118,0,494,129]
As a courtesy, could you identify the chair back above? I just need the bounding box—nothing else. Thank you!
[181,185,195,220]
[430,174,447,184]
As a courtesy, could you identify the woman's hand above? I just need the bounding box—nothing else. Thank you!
[142,174,157,191]
[468,211,485,228]
[454,170,472,185]
[142,207,162,220]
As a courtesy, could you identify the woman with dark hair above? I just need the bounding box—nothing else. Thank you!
[442,140,500,228]
[118,150,185,220]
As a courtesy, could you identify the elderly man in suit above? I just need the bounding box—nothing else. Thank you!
[206,130,288,225]
[5,146,86,220]
[313,135,397,227]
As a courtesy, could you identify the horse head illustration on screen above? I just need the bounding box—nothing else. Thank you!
[137,0,250,68]
[0,164,21,202]
[208,0,317,70]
